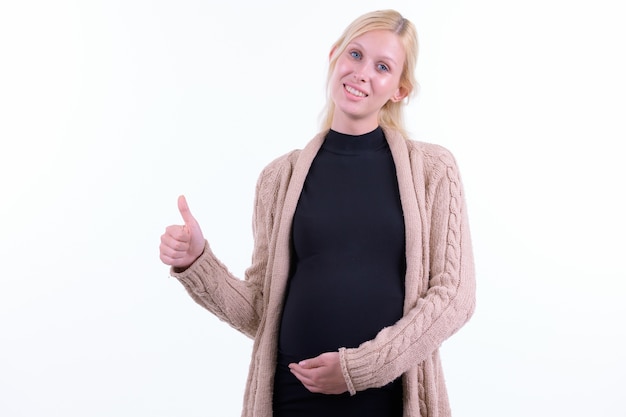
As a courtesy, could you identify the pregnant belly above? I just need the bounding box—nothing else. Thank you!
[277,256,405,360]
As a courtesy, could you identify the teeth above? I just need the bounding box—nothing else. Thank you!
[345,85,367,97]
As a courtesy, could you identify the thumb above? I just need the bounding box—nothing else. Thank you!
[177,195,198,228]
[299,355,323,369]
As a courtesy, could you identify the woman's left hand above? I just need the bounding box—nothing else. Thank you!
[288,352,348,395]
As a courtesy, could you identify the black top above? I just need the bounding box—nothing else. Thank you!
[273,127,406,417]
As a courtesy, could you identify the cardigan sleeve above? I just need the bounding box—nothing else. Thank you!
[338,146,476,394]
[170,166,275,339]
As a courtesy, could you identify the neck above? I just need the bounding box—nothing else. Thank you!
[331,115,379,136]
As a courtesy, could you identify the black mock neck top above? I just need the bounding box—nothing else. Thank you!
[273,127,406,416]
[279,126,406,357]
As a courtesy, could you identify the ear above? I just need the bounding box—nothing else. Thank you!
[329,46,337,61]
[390,85,409,103]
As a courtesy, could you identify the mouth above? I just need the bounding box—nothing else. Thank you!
[344,84,368,98]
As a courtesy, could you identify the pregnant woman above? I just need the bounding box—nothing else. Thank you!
[159,9,476,417]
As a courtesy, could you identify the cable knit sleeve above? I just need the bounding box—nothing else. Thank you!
[170,164,278,339]
[338,145,476,394]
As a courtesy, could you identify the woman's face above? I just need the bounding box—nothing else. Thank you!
[329,29,407,134]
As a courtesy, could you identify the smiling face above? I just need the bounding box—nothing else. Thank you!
[329,29,408,135]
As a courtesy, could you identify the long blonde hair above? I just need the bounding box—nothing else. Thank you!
[320,10,419,137]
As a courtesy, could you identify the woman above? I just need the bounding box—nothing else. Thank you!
[160,9,475,417]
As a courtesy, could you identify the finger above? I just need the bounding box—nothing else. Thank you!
[160,252,192,267]
[159,242,189,260]
[289,363,305,375]
[289,365,315,387]
[177,195,197,228]
[297,355,323,369]
[159,248,184,266]
[290,362,320,381]
[164,225,190,243]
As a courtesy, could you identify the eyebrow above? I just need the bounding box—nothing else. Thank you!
[349,41,399,66]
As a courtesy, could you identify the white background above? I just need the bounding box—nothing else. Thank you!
[1,0,625,416]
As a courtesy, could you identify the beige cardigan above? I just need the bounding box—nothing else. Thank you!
[171,128,476,417]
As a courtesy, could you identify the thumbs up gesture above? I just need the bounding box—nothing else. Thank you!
[160,195,205,269]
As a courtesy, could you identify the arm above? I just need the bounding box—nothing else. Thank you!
[164,170,273,339]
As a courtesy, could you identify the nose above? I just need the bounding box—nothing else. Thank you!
[353,72,365,82]
[352,61,369,82]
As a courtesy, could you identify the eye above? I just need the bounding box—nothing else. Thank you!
[377,63,390,72]
[349,50,362,60]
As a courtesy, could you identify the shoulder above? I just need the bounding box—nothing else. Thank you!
[399,138,463,193]
[405,139,459,171]
[404,139,466,204]
[256,130,326,188]
[252,149,302,211]
[383,128,462,186]
[384,128,458,171]
[257,149,300,186]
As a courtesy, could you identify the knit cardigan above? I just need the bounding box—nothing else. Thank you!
[171,128,476,417]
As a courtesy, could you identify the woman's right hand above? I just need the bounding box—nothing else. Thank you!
[159,195,205,270]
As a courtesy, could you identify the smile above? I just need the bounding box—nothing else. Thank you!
[344,84,368,98]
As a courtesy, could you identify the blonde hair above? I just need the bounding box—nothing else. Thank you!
[320,10,419,136]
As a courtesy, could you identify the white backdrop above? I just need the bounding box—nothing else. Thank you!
[1,0,625,416]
